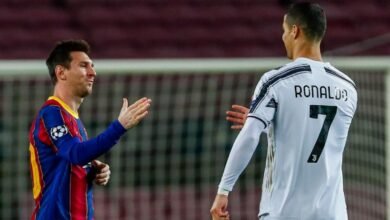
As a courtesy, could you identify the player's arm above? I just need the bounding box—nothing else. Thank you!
[218,117,265,193]
[42,97,151,165]
[212,71,276,219]
[226,105,249,130]
[221,72,276,189]
[211,117,265,219]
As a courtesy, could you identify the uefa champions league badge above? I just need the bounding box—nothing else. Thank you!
[50,125,69,140]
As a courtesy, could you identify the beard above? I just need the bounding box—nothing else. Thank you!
[77,85,93,98]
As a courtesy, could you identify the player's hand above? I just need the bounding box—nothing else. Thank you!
[226,105,249,130]
[118,97,151,129]
[92,160,110,186]
[210,194,230,220]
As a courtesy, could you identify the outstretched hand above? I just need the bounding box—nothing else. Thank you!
[118,97,152,129]
[226,105,249,130]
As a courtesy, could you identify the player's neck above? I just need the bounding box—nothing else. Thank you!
[292,40,322,62]
[53,86,82,113]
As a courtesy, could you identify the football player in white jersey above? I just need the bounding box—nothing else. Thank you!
[210,2,357,220]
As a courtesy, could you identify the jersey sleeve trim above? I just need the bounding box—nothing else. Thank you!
[247,115,267,128]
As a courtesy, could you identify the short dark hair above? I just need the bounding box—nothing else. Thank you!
[286,2,326,42]
[46,40,90,85]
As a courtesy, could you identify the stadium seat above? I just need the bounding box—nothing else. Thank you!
[0,0,388,58]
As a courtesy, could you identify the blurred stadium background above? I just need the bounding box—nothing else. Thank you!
[0,0,389,219]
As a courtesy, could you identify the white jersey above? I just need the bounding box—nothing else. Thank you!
[218,57,357,220]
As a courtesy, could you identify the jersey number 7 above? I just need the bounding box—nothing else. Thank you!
[307,105,337,163]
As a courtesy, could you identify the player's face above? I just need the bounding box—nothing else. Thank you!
[65,52,96,98]
[282,15,293,59]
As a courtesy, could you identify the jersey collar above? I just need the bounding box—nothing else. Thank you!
[48,96,79,118]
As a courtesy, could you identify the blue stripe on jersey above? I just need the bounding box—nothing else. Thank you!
[324,67,356,89]
[247,115,267,128]
[250,65,311,113]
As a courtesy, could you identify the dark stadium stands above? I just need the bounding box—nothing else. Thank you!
[0,0,388,58]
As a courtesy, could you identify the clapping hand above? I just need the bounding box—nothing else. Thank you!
[118,97,152,129]
[226,105,249,130]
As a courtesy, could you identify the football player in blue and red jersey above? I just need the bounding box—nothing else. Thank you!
[28,40,151,220]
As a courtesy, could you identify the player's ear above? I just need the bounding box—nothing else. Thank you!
[291,24,299,39]
[55,65,66,81]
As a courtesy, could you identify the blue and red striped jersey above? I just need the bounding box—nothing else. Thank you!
[29,96,126,220]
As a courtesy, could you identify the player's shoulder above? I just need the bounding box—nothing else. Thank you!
[324,63,357,90]
[261,60,311,82]
[38,99,77,129]
[39,99,64,116]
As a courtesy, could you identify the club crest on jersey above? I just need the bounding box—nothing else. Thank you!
[50,125,68,140]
